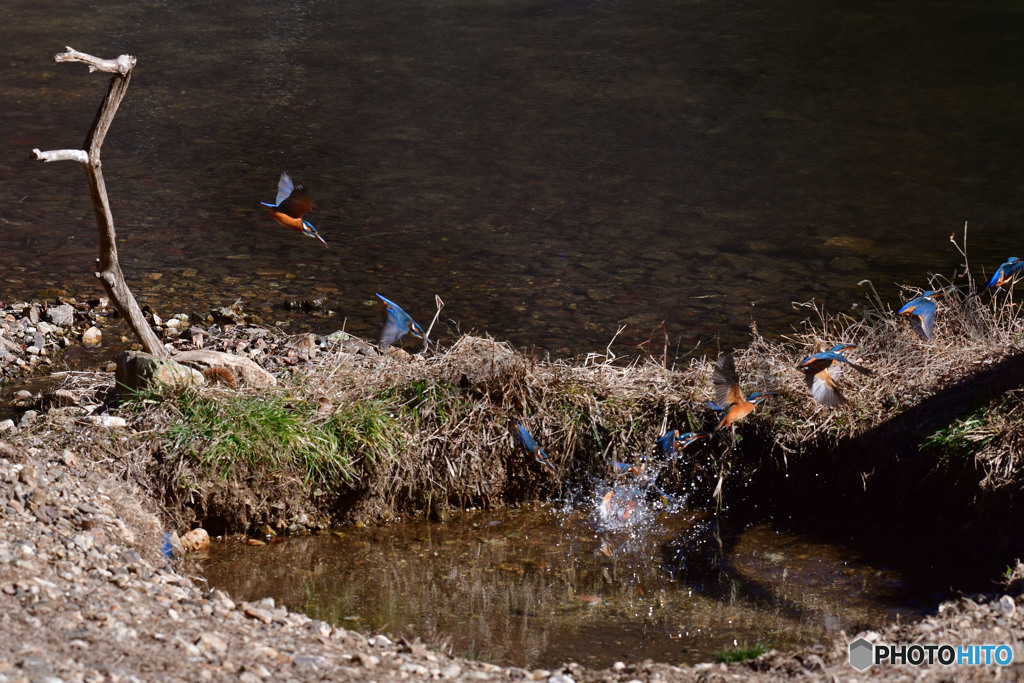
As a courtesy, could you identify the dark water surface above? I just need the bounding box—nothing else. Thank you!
[200,505,926,669]
[2,0,1021,357]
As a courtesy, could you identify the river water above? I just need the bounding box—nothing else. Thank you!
[2,0,1021,357]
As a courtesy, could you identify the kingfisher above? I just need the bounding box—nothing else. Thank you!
[796,343,873,407]
[611,461,645,476]
[704,353,774,430]
[897,290,941,340]
[376,294,429,348]
[982,257,1024,293]
[656,430,708,458]
[260,171,328,247]
[513,422,558,476]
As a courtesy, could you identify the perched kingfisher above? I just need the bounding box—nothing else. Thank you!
[513,422,558,476]
[982,257,1024,292]
[376,294,429,348]
[260,171,328,247]
[795,343,873,407]
[656,430,708,458]
[704,353,774,430]
[897,290,942,340]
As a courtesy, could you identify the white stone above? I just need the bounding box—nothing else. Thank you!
[82,415,127,429]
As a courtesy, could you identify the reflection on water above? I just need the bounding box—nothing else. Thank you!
[200,506,924,669]
[1,0,1021,357]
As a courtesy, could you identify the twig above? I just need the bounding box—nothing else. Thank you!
[423,295,445,352]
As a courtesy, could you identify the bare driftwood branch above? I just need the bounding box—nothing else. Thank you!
[33,47,166,357]
[32,148,89,163]
[53,46,135,76]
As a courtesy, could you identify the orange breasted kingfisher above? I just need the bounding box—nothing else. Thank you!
[657,430,708,458]
[260,171,328,247]
[513,422,558,476]
[376,293,430,348]
[982,257,1024,293]
[897,290,941,340]
[704,353,774,430]
[795,343,873,407]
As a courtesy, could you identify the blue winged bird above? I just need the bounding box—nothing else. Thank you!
[897,290,941,340]
[704,353,774,430]
[656,430,708,458]
[982,257,1024,293]
[795,343,873,407]
[376,294,429,348]
[260,171,328,247]
[513,422,558,476]
[611,460,645,476]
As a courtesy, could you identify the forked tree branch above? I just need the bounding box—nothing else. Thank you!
[32,47,166,357]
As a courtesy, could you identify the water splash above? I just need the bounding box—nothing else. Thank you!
[592,484,646,532]
[583,455,693,563]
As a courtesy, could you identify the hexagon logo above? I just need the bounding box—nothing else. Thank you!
[849,637,874,671]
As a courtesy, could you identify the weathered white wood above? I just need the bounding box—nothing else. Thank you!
[53,46,135,75]
[32,148,88,163]
[33,47,167,358]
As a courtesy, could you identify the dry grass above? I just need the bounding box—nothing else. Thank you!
[281,334,715,518]
[731,229,1024,496]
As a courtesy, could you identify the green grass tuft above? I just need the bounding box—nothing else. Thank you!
[159,389,362,486]
[326,399,404,475]
[714,642,769,663]
[922,406,996,465]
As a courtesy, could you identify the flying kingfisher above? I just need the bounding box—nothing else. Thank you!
[795,343,873,407]
[513,422,558,476]
[897,290,941,340]
[656,430,708,458]
[982,257,1024,293]
[260,171,328,247]
[704,353,774,430]
[376,294,430,348]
